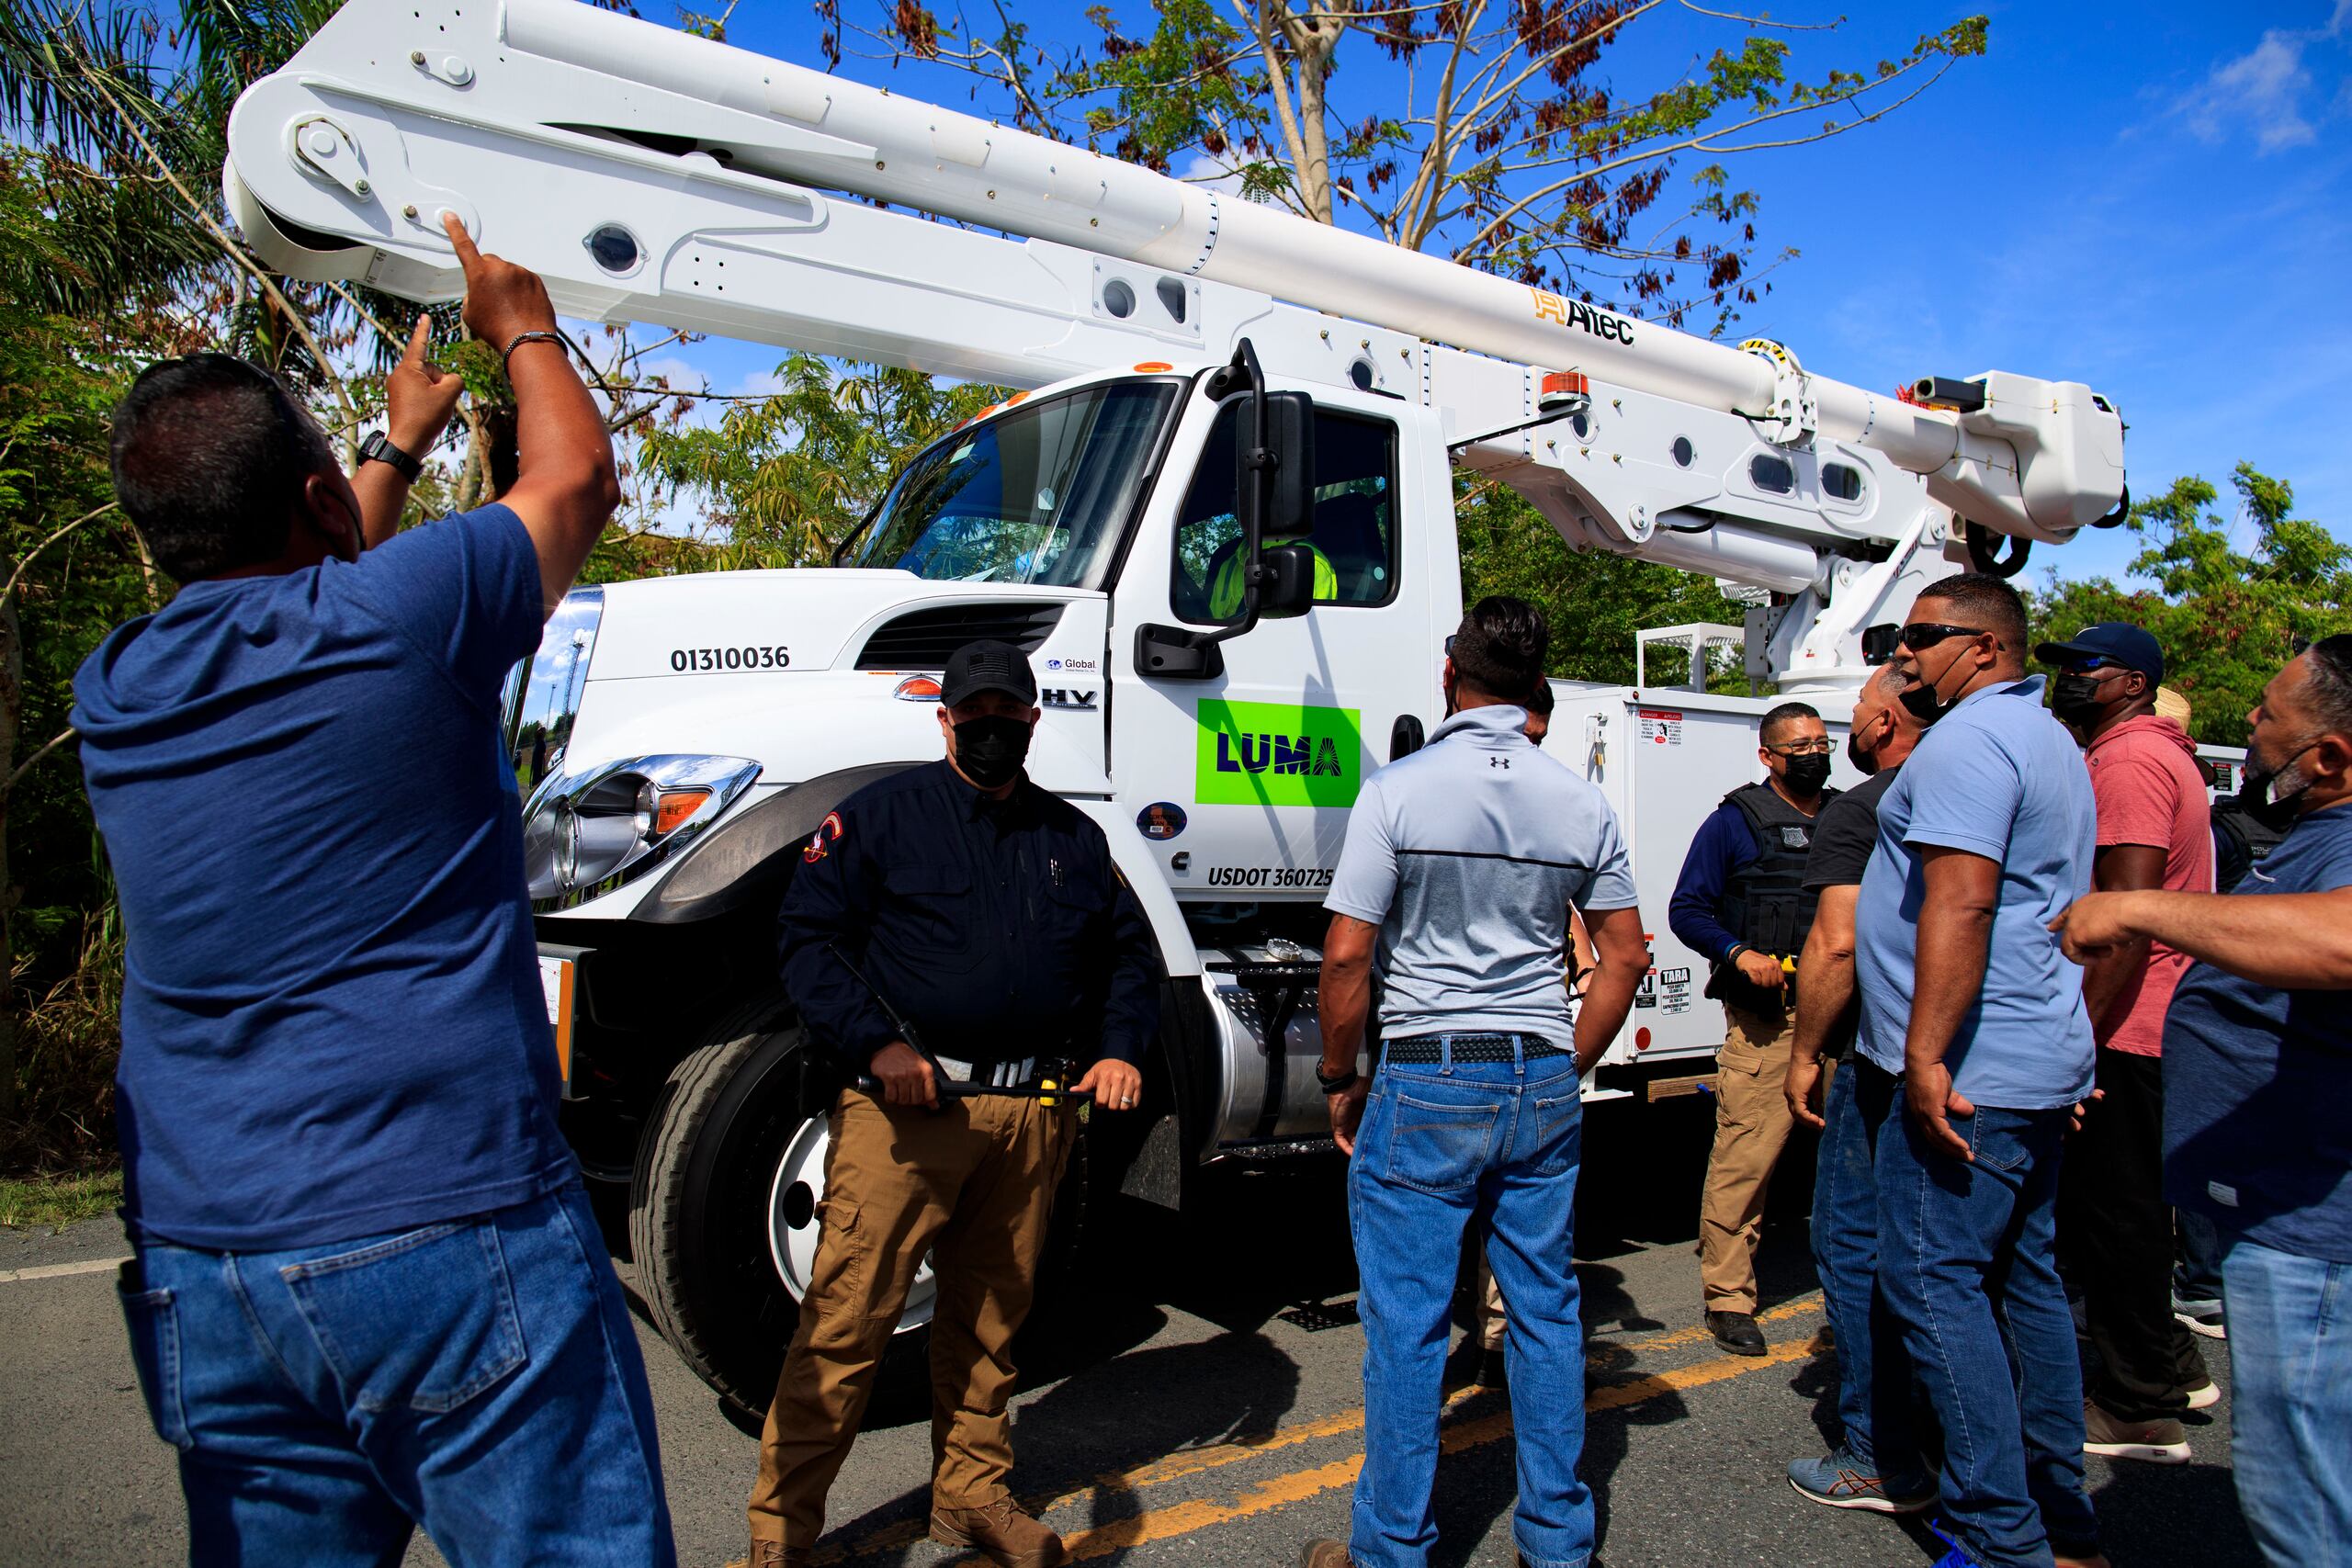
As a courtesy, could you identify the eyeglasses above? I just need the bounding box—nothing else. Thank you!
[1897,622,1986,652]
[1443,634,1456,654]
[1767,739,1835,757]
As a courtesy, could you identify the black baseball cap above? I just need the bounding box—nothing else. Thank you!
[940,639,1038,706]
[2035,622,2164,683]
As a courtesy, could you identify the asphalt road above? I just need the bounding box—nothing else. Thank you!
[0,1097,2262,1567]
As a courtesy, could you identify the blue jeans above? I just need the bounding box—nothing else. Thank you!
[1349,1041,1590,1568]
[2217,1230,2352,1567]
[1866,1059,2096,1568]
[1811,1058,1922,1476]
[117,1182,675,1567]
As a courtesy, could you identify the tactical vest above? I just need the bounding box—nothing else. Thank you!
[1717,781,1833,961]
[2211,798,2287,894]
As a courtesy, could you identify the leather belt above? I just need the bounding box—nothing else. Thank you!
[932,1055,1040,1088]
[1382,1033,1565,1066]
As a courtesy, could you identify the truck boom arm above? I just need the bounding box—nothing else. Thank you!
[224,0,2127,690]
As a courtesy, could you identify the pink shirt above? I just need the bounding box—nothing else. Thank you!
[2085,714,2213,1056]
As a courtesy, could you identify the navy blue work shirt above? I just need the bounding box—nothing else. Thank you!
[1668,799,1765,965]
[2164,799,2352,1261]
[72,505,574,1250]
[778,760,1159,1072]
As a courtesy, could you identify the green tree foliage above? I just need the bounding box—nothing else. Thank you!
[2028,464,2350,748]
[852,0,1987,332]
[636,356,1004,570]
[1456,478,1748,686]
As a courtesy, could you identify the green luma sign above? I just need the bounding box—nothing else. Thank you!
[1194,699,1363,807]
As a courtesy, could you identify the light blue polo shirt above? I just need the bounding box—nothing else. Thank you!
[1853,674,2097,1109]
[1326,704,1639,1043]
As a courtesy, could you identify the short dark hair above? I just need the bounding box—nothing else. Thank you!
[1525,677,1555,716]
[1913,571,2029,652]
[108,353,338,582]
[2305,634,2352,738]
[1760,701,1821,744]
[1451,594,1548,703]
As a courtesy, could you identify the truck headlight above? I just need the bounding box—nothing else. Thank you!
[525,753,761,906]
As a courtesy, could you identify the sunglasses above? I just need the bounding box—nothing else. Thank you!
[2052,654,2126,673]
[1896,622,1987,652]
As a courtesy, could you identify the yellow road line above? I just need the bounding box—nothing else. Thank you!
[846,1326,1833,1564]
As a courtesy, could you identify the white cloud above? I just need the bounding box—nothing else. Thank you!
[2188,31,2319,151]
[1174,151,1248,197]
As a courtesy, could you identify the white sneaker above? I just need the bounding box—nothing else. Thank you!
[2183,1379,2220,1411]
[2083,1399,2190,1464]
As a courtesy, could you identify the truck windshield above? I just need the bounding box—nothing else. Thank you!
[851,380,1177,589]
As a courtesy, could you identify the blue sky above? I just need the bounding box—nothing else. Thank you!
[651,1,2351,591]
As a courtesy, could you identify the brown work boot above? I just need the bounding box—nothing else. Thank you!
[932,1498,1066,1567]
[724,1541,808,1568]
[1298,1541,1355,1567]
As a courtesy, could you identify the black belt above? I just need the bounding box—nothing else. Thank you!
[1382,1032,1565,1065]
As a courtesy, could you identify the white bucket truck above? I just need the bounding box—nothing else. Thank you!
[226,0,2131,1414]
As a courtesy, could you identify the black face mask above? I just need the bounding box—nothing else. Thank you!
[2237,740,2321,832]
[2048,670,2112,728]
[1846,716,1882,777]
[1783,753,1833,796]
[951,714,1033,790]
[1899,642,1973,727]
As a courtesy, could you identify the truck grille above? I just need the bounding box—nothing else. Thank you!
[854,603,1065,670]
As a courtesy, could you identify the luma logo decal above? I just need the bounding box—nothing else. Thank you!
[1194,700,1363,808]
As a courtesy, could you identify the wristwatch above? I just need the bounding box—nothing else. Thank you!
[1317,1061,1360,1095]
[358,429,424,482]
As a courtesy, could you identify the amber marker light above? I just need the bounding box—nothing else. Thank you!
[893,675,944,702]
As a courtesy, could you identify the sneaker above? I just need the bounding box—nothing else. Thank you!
[1298,1541,1354,1568]
[2082,1398,2190,1463]
[2174,1297,2227,1340]
[1786,1450,1937,1514]
[932,1499,1067,1568]
[1705,1309,1768,1356]
[2183,1378,2221,1411]
[1928,1521,1983,1568]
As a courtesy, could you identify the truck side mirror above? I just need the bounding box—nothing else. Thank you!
[1238,389,1317,543]
[1860,623,1902,666]
[1256,542,1317,620]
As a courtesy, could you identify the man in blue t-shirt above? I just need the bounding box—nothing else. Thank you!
[2054,635,2352,1568]
[74,220,673,1564]
[1850,573,2105,1568]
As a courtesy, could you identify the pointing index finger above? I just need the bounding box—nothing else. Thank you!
[402,312,431,364]
[440,211,483,270]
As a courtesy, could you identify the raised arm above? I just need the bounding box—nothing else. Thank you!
[442,215,621,618]
[351,314,464,547]
[2055,886,2352,991]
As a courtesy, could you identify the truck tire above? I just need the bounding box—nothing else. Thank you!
[628,988,1088,1426]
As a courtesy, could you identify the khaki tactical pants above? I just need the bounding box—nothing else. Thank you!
[748,1087,1074,1551]
[1698,1001,1797,1314]
[1473,1247,1510,1351]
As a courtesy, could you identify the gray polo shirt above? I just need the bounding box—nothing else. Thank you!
[1326,703,1639,1044]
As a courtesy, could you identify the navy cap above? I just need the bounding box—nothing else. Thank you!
[2035,623,2164,683]
[940,639,1038,707]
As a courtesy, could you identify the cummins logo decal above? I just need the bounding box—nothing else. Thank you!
[1194,700,1363,808]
